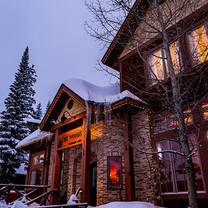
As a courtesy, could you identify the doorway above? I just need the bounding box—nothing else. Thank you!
[90,162,97,206]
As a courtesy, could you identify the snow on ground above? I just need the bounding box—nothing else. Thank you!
[0,200,8,208]
[88,201,156,208]
[11,201,27,208]
[63,78,145,104]
[0,201,157,208]
[16,129,53,149]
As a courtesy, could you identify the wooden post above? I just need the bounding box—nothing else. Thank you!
[50,129,61,205]
[43,141,51,186]
[25,151,32,185]
[123,112,135,200]
[80,118,91,203]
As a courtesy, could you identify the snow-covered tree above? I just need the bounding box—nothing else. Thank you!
[0,47,37,183]
[46,100,51,113]
[33,103,42,120]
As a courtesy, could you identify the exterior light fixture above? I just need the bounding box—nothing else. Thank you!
[61,111,71,122]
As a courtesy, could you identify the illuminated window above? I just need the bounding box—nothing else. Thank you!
[153,110,192,134]
[202,103,208,120]
[30,152,45,185]
[188,24,208,65]
[107,156,122,189]
[148,49,165,85]
[157,136,204,193]
[32,153,44,165]
[183,109,193,125]
[148,41,182,85]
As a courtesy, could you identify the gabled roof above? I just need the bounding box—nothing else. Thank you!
[101,0,143,69]
[40,78,145,131]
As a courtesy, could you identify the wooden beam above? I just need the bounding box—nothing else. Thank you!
[50,112,86,132]
[123,112,135,200]
[80,118,91,203]
[50,129,61,205]
[43,142,51,186]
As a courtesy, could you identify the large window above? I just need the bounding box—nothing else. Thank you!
[153,110,192,134]
[148,41,181,85]
[201,103,208,120]
[29,152,45,185]
[188,24,208,66]
[157,135,204,193]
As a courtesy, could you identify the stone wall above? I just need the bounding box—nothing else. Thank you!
[131,110,156,203]
[91,119,126,205]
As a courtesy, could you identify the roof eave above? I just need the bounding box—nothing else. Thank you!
[101,0,142,68]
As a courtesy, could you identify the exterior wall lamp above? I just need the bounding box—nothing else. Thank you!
[61,111,71,122]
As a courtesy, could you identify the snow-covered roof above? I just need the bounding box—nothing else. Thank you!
[63,78,145,104]
[16,129,53,149]
[25,118,41,124]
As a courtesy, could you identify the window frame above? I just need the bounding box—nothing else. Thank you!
[156,134,205,194]
[28,151,45,185]
[147,39,183,86]
[151,107,207,195]
[187,23,208,67]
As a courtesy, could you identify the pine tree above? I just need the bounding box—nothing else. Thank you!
[46,100,51,113]
[33,103,42,120]
[0,47,37,183]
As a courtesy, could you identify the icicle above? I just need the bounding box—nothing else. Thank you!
[104,102,112,125]
[85,100,91,129]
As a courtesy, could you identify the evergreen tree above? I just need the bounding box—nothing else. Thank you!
[0,47,36,183]
[46,100,51,113]
[33,103,42,120]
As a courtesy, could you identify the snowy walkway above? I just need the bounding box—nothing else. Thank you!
[0,201,159,208]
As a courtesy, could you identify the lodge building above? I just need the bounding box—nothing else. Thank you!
[17,0,208,208]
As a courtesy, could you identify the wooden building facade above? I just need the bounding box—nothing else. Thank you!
[18,80,155,206]
[101,0,208,207]
[17,0,208,207]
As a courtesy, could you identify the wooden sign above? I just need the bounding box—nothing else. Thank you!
[58,127,84,150]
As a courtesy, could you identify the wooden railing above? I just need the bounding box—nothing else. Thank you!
[0,185,88,207]
[0,184,51,205]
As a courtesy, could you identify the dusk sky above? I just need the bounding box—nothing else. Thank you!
[0,0,116,113]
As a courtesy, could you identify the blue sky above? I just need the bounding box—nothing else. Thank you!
[0,0,115,112]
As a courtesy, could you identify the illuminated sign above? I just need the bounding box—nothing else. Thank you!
[107,156,122,189]
[58,127,83,150]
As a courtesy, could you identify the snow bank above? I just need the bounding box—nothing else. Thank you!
[63,78,145,104]
[89,201,156,208]
[16,129,53,149]
[11,201,27,208]
[0,200,8,208]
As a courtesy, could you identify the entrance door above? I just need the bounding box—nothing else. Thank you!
[90,162,97,206]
